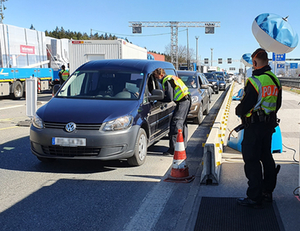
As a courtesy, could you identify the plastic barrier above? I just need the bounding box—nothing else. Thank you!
[25,76,37,118]
[200,82,235,184]
[37,78,41,93]
[232,88,243,101]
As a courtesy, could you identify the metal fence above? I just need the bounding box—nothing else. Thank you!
[278,77,300,88]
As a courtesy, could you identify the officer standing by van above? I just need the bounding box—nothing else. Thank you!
[153,68,191,156]
[58,65,69,85]
[235,48,282,208]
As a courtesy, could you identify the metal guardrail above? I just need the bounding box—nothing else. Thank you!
[278,77,300,88]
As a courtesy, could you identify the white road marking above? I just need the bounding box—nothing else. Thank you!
[123,182,176,231]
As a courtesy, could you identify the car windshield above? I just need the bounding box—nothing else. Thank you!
[203,73,218,80]
[214,72,224,77]
[217,76,224,81]
[178,75,198,88]
[56,70,144,100]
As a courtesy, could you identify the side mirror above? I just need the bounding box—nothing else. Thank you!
[52,84,61,96]
[149,89,164,101]
[201,84,209,89]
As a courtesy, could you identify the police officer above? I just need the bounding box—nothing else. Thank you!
[153,68,191,156]
[236,48,282,208]
[58,65,69,85]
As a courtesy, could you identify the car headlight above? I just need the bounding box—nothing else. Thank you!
[102,116,133,131]
[191,96,198,104]
[211,82,216,85]
[32,113,44,129]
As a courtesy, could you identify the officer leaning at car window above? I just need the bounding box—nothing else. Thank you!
[153,68,191,156]
[235,48,282,208]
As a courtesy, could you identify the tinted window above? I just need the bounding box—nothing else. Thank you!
[178,74,198,88]
[204,73,218,80]
[217,76,225,81]
[214,72,225,77]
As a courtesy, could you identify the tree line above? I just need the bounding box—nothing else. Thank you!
[43,26,127,42]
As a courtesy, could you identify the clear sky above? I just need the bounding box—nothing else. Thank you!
[3,0,300,72]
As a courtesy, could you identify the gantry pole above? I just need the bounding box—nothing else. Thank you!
[129,21,220,69]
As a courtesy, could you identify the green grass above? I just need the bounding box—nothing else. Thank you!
[289,88,300,94]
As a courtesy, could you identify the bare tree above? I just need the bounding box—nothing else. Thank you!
[0,0,8,23]
[164,43,195,64]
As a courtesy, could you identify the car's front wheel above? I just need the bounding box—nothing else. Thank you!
[128,128,147,166]
[204,100,210,115]
[194,103,203,125]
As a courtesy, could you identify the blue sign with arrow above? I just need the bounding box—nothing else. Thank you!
[277,64,285,69]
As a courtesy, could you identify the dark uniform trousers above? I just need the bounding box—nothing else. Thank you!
[242,118,277,202]
[169,95,191,153]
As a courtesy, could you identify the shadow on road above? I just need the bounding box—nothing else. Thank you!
[0,136,133,174]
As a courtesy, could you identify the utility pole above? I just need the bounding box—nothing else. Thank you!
[129,21,220,69]
[211,48,213,67]
[187,28,189,70]
[195,36,199,71]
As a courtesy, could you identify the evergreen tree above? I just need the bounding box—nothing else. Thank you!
[44,27,136,44]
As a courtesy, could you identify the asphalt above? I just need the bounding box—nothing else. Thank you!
[182,81,300,231]
[6,84,300,230]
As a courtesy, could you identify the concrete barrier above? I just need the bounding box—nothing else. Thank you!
[200,82,235,184]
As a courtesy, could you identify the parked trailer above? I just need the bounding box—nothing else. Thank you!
[0,24,54,99]
[68,39,147,73]
[0,68,53,99]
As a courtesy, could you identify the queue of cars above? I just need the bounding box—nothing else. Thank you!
[203,72,220,94]
[29,59,229,167]
[177,71,211,124]
[203,71,231,93]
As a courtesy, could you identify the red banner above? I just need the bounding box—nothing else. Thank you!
[72,41,84,44]
[20,45,35,54]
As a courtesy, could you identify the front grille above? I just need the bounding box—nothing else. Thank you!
[42,145,100,157]
[44,122,102,130]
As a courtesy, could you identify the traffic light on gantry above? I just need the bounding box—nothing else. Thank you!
[227,58,232,64]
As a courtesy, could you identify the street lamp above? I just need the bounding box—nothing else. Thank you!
[195,36,199,71]
[210,48,213,67]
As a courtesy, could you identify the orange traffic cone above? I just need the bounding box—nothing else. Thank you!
[164,129,194,183]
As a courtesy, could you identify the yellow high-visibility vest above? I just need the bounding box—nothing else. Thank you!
[61,70,69,81]
[162,75,190,101]
[245,71,281,117]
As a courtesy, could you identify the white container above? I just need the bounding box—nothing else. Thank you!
[45,37,69,70]
[68,39,147,73]
[0,24,48,68]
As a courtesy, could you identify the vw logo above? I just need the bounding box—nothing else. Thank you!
[65,122,76,132]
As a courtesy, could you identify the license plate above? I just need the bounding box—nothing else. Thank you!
[52,137,86,147]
